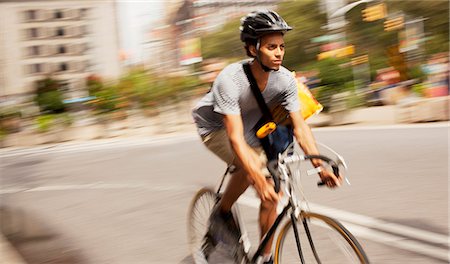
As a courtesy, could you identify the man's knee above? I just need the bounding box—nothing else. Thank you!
[231,168,250,183]
[260,198,278,211]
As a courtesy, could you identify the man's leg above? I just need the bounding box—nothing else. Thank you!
[219,168,250,213]
[202,130,251,213]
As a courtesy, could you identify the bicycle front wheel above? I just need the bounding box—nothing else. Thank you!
[275,211,369,264]
[187,187,218,258]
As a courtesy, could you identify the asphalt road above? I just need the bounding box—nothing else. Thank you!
[0,124,448,264]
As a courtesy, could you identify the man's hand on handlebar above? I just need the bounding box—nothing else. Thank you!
[253,176,279,203]
[318,167,342,188]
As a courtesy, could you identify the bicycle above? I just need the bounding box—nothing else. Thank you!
[187,142,370,264]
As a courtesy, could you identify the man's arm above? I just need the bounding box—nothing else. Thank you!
[289,111,342,187]
[223,114,278,202]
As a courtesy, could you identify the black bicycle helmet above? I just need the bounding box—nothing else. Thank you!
[240,10,292,42]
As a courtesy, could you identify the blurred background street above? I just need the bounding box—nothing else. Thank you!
[0,0,448,263]
[0,124,448,263]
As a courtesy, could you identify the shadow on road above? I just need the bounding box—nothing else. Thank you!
[179,255,194,263]
[179,249,236,264]
[0,206,88,264]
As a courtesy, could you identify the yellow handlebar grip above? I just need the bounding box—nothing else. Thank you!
[256,122,277,138]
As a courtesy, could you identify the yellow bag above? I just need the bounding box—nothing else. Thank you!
[270,72,323,124]
[296,76,323,120]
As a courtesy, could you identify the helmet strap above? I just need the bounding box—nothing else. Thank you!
[255,39,277,72]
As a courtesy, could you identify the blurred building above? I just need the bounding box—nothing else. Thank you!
[146,0,280,72]
[0,0,122,101]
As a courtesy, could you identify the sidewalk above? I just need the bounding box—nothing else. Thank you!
[1,103,449,150]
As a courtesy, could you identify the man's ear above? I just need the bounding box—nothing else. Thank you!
[249,45,257,57]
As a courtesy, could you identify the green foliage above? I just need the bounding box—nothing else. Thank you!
[345,87,366,109]
[408,65,426,82]
[35,90,66,114]
[87,69,203,114]
[310,58,352,111]
[113,69,202,109]
[0,128,6,140]
[36,77,61,94]
[36,114,55,133]
[34,77,66,114]
[0,106,21,119]
[277,0,328,69]
[200,0,448,76]
[201,0,328,70]
[35,113,73,133]
[92,85,121,113]
[316,58,353,87]
[412,83,426,97]
[201,19,244,59]
[87,75,103,96]
[386,0,449,54]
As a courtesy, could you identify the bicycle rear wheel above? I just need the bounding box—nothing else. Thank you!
[187,187,218,261]
[275,211,369,264]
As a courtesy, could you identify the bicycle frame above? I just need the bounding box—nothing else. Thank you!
[215,178,309,263]
[212,143,349,264]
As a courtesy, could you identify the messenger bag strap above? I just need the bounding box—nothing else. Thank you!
[242,62,274,121]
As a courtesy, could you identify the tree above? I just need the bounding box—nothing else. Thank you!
[34,77,66,114]
[201,1,329,70]
[277,0,328,69]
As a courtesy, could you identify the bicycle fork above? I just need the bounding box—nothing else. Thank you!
[291,212,306,264]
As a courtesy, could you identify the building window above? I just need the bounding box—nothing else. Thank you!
[58,45,66,54]
[27,10,36,20]
[31,64,42,73]
[80,8,88,18]
[59,80,71,93]
[56,27,65,37]
[59,63,68,72]
[29,28,38,38]
[54,10,63,19]
[30,46,40,56]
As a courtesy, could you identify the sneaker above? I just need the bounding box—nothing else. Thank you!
[208,206,241,250]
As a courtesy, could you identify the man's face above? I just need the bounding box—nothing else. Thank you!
[252,32,285,70]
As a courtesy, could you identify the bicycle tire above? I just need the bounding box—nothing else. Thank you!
[274,211,369,264]
[187,187,218,260]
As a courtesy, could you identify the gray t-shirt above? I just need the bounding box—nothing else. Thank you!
[192,60,300,147]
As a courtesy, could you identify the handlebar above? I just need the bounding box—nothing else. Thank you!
[268,150,348,192]
[283,154,341,187]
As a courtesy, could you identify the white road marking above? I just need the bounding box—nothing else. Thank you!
[0,134,198,158]
[237,195,450,262]
[0,182,199,195]
[344,223,450,261]
[307,202,449,246]
[312,122,449,131]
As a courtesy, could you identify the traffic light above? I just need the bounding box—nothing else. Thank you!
[362,3,387,22]
[384,16,404,31]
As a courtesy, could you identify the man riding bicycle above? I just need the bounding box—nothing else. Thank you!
[192,10,342,263]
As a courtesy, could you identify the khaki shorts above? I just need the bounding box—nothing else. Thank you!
[202,129,269,175]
